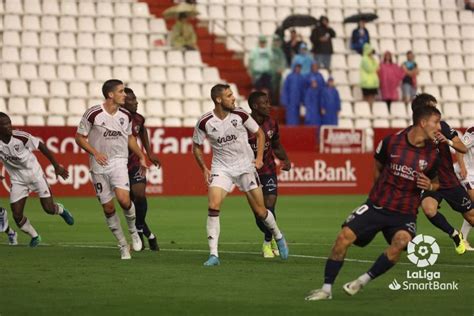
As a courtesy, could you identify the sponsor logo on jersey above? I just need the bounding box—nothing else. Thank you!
[217,134,237,144]
[103,130,123,137]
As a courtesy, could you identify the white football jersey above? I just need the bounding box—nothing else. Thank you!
[0,130,42,182]
[193,108,259,176]
[461,126,474,175]
[77,104,132,174]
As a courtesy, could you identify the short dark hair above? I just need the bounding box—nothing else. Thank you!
[412,105,441,125]
[248,91,267,109]
[0,112,10,121]
[102,79,123,99]
[210,84,230,103]
[411,93,437,112]
[407,50,413,56]
[124,87,135,96]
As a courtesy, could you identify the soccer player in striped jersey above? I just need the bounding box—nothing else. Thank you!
[122,87,161,251]
[411,94,474,255]
[75,80,147,260]
[0,112,74,247]
[456,126,474,250]
[306,105,441,300]
[193,84,289,266]
[247,91,291,258]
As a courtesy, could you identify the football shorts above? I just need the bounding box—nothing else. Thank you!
[10,173,51,203]
[209,170,260,193]
[91,161,130,204]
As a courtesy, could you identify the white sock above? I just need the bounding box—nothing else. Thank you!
[263,240,271,246]
[20,218,38,238]
[262,210,283,240]
[105,213,127,246]
[322,283,332,293]
[357,273,372,286]
[149,233,155,240]
[7,226,15,234]
[55,203,64,215]
[460,219,472,239]
[123,202,137,234]
[207,216,220,257]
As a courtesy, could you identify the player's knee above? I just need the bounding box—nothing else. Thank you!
[334,228,355,249]
[463,210,474,225]
[102,203,115,215]
[392,231,412,250]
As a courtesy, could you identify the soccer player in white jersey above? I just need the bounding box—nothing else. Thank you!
[75,79,147,260]
[456,126,474,250]
[192,84,289,266]
[0,112,74,247]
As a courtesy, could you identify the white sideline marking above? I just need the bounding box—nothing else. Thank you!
[41,242,474,269]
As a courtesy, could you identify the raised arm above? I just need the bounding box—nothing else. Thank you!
[38,142,69,179]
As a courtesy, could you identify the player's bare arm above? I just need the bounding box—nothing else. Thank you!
[192,142,211,184]
[38,142,69,180]
[254,128,265,169]
[75,133,108,166]
[128,135,147,169]
[435,133,467,153]
[417,173,439,191]
[140,126,161,168]
[456,151,468,180]
[271,138,291,171]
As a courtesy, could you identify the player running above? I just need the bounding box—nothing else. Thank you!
[0,207,18,245]
[247,91,291,258]
[75,79,147,259]
[0,112,73,247]
[455,126,474,250]
[122,87,161,251]
[411,94,474,255]
[306,105,441,300]
[192,84,289,266]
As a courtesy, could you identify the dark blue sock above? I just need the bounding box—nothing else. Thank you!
[324,259,344,284]
[428,212,455,236]
[134,197,148,233]
[367,253,395,279]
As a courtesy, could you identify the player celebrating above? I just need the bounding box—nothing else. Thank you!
[75,79,147,260]
[122,87,161,251]
[411,94,474,255]
[0,207,18,245]
[456,126,474,250]
[247,91,291,258]
[0,112,73,247]
[306,105,441,300]
[192,84,289,266]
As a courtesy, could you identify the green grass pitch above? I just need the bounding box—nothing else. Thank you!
[0,195,472,316]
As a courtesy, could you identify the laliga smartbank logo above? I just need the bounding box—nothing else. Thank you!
[388,234,459,291]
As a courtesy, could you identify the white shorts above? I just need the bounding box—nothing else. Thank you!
[10,174,51,204]
[91,167,130,204]
[209,170,260,192]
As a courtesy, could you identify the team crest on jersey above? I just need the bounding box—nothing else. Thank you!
[119,118,125,126]
[13,144,20,152]
[231,119,238,128]
[134,125,140,134]
[267,130,274,139]
[418,160,428,171]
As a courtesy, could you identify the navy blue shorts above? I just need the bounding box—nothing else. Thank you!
[259,174,278,195]
[342,200,417,247]
[128,166,146,186]
[421,185,472,213]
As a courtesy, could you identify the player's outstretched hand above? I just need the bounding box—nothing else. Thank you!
[281,159,291,171]
[416,173,432,190]
[55,165,69,180]
[148,153,161,169]
[94,152,108,166]
[255,159,263,169]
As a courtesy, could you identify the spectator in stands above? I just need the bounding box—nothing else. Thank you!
[305,61,326,92]
[350,20,370,55]
[170,12,198,50]
[303,79,322,126]
[401,51,419,105]
[283,29,304,66]
[281,64,306,125]
[291,43,313,76]
[270,34,287,105]
[310,16,336,70]
[320,77,341,126]
[360,43,379,108]
[378,51,405,111]
[249,36,274,100]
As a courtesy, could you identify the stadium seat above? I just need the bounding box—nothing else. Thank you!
[442,102,461,119]
[4,31,21,46]
[77,33,94,48]
[448,119,462,129]
[354,101,372,118]
[97,2,114,17]
[133,2,150,17]
[114,17,131,33]
[38,64,56,80]
[66,116,82,126]
[184,83,202,100]
[69,82,88,98]
[185,68,203,83]
[115,3,131,17]
[113,66,131,82]
[58,48,76,64]
[167,51,184,66]
[50,81,68,97]
[183,100,203,118]
[27,97,47,115]
[411,24,427,39]
[48,98,68,115]
[163,117,182,127]
[78,17,95,32]
[432,70,449,85]
[391,119,408,128]
[10,80,29,97]
[30,80,49,97]
[19,64,38,80]
[390,102,408,119]
[146,83,164,99]
[4,14,22,30]
[3,63,19,80]
[68,98,87,115]
[0,99,6,113]
[47,116,66,126]
[149,67,167,83]
[447,55,464,70]
[339,102,353,118]
[372,102,390,119]
[131,67,149,83]
[462,119,474,128]
[42,0,59,15]
[146,100,165,117]
[461,103,474,119]
[8,97,27,114]
[23,15,41,31]
[3,47,20,62]
[57,65,76,81]
[460,86,474,101]
[0,81,8,97]
[167,67,185,83]
[448,71,465,85]
[338,118,354,128]
[131,50,149,66]
[59,16,77,32]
